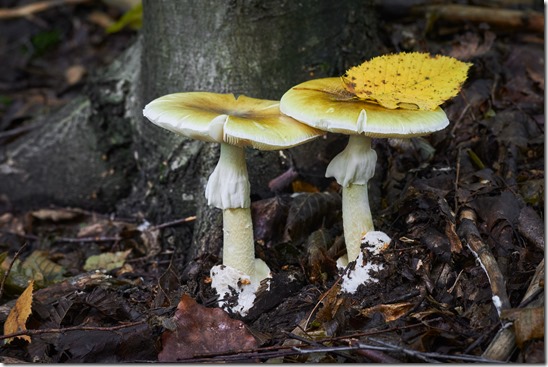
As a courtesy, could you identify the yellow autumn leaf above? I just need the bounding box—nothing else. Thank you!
[342,52,472,111]
[4,280,34,344]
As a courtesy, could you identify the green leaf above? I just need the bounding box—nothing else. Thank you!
[21,250,66,287]
[84,250,131,271]
[106,2,142,34]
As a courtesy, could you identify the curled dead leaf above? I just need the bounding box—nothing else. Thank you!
[4,280,34,344]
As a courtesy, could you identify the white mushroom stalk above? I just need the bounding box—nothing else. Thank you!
[205,142,268,280]
[143,92,322,288]
[327,134,377,262]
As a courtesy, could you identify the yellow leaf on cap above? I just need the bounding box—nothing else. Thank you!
[4,280,34,344]
[342,52,472,111]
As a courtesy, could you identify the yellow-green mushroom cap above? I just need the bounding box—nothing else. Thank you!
[280,78,449,138]
[143,92,322,150]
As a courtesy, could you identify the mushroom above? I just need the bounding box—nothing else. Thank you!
[143,92,322,283]
[281,53,471,265]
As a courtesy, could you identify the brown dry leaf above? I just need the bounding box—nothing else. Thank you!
[449,31,496,61]
[76,222,106,238]
[283,192,341,244]
[501,307,545,348]
[252,195,291,246]
[315,284,343,324]
[0,213,25,236]
[291,179,320,193]
[306,229,338,284]
[65,65,86,85]
[360,302,414,322]
[87,10,115,29]
[4,280,34,344]
[30,208,80,222]
[158,294,258,362]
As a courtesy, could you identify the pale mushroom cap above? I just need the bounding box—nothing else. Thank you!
[143,92,322,150]
[280,78,449,138]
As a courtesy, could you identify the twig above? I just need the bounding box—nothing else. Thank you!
[454,147,461,213]
[53,235,122,244]
[0,231,122,245]
[284,331,353,360]
[457,208,511,314]
[0,243,28,300]
[352,347,402,363]
[176,340,502,364]
[0,215,196,246]
[366,339,440,363]
[0,0,91,19]
[0,122,42,140]
[364,338,501,363]
[151,215,196,231]
[414,4,544,33]
[0,229,39,241]
[0,320,146,341]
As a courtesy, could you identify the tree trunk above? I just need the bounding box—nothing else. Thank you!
[0,0,379,270]
[134,0,379,267]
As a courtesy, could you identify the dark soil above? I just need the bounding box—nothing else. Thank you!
[0,0,544,363]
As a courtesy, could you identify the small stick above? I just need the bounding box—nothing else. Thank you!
[0,320,145,341]
[363,338,500,363]
[0,0,90,19]
[457,208,511,314]
[151,215,196,230]
[414,4,544,33]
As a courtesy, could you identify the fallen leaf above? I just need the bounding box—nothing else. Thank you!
[449,31,496,61]
[360,302,414,322]
[291,179,320,193]
[501,307,544,349]
[21,250,66,287]
[4,280,34,344]
[83,250,132,271]
[30,208,80,222]
[158,294,258,362]
[342,52,472,110]
[306,229,338,283]
[252,195,291,246]
[283,192,341,243]
[65,65,86,85]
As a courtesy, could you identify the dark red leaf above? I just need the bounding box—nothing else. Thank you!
[158,294,258,362]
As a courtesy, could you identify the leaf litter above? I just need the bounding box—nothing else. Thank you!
[0,0,544,363]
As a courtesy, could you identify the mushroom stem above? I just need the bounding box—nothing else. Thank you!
[343,183,374,261]
[325,134,377,263]
[205,142,270,281]
[222,207,256,277]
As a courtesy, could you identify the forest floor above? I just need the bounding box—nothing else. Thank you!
[0,0,544,363]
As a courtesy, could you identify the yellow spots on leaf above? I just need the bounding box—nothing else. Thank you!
[342,52,472,111]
